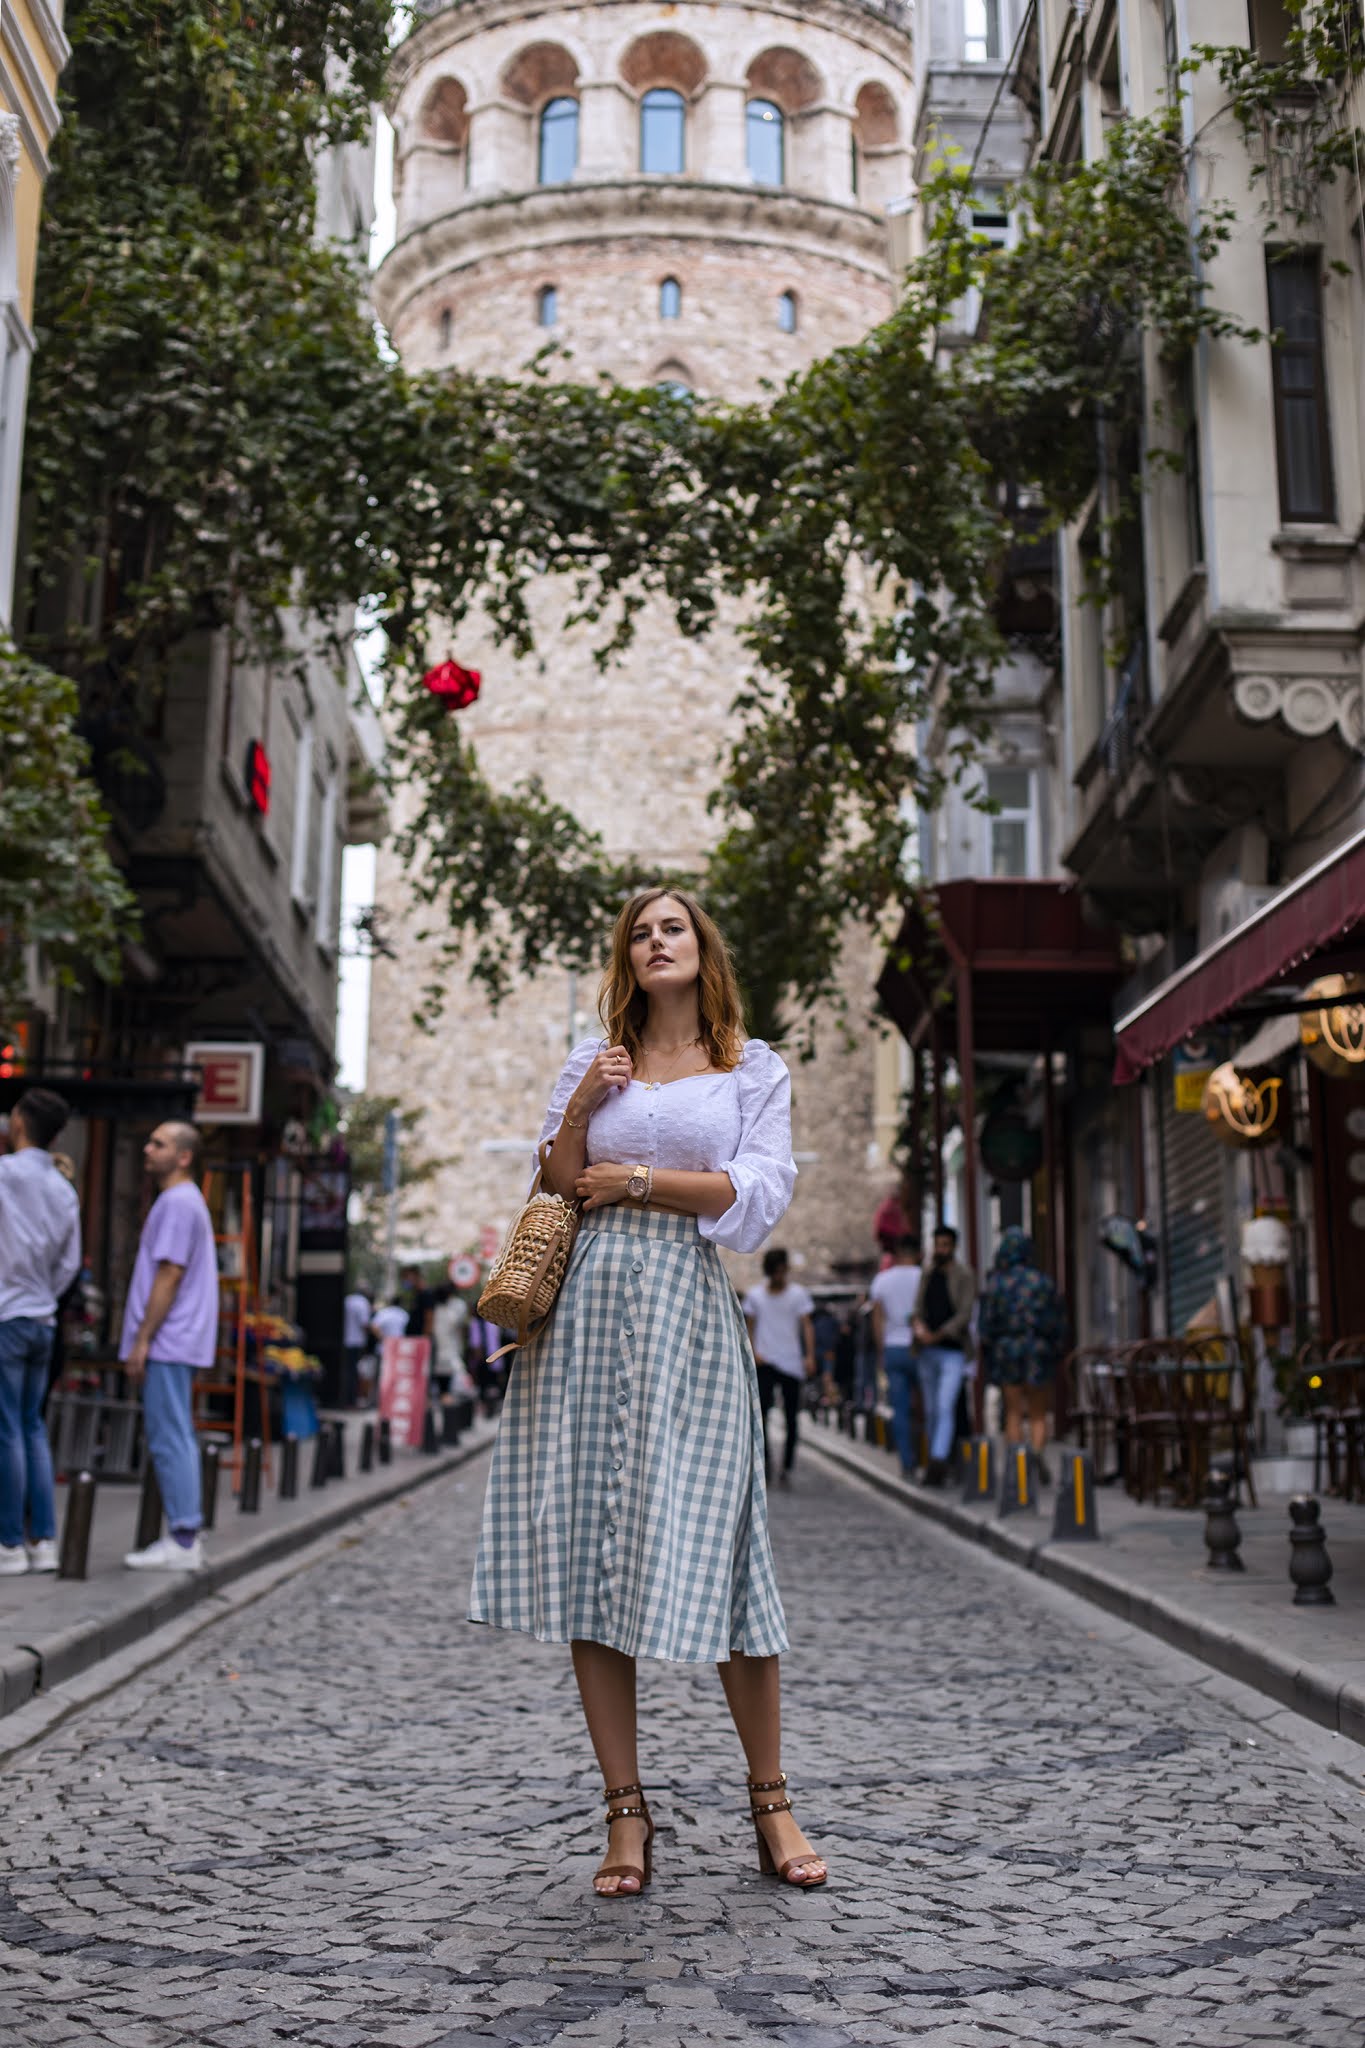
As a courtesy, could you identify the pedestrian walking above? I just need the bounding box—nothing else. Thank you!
[468,885,826,1896]
[912,1223,976,1487]
[979,1227,1066,1477]
[120,1122,218,1571]
[0,1089,81,1575]
[342,1283,371,1407]
[869,1233,922,1477]
[743,1250,816,1487]
[430,1281,469,1394]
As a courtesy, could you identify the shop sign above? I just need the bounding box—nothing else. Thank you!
[1173,1035,1216,1113]
[479,1223,501,1261]
[1202,1061,1281,1147]
[378,1335,431,1449]
[185,1041,265,1124]
[1300,973,1365,1079]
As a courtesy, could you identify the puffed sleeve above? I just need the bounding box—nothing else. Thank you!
[698,1040,798,1255]
[534,1039,602,1174]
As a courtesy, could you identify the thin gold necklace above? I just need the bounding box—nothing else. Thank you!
[640,1035,704,1090]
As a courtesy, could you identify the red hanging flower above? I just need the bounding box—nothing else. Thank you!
[422,659,482,709]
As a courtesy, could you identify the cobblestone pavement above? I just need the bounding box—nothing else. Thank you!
[2,1452,1364,2048]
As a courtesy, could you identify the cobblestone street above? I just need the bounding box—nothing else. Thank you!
[2,1450,1364,2048]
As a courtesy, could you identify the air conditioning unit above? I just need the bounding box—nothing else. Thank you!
[1198,877,1279,951]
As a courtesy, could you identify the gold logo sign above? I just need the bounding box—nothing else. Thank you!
[1202,1061,1282,1146]
[1301,974,1365,1079]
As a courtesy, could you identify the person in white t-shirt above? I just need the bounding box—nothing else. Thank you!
[743,1248,815,1488]
[869,1235,923,1477]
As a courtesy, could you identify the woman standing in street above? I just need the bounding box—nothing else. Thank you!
[978,1227,1067,1472]
[469,887,826,1897]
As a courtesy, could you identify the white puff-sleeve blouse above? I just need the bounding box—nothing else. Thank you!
[537,1037,797,1256]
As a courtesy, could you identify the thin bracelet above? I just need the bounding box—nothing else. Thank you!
[562,1107,587,1130]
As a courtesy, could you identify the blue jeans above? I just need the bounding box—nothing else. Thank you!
[884,1346,917,1474]
[143,1362,202,1533]
[917,1345,967,1464]
[0,1318,57,1549]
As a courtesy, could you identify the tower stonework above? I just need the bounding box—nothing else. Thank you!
[370,0,914,1279]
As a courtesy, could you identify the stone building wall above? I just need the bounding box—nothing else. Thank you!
[368,0,914,1282]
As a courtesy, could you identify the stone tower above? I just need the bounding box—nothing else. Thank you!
[369,0,915,1278]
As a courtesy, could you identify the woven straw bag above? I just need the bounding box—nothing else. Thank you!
[477,1142,580,1354]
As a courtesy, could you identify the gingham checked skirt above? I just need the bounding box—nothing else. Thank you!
[468,1205,789,1662]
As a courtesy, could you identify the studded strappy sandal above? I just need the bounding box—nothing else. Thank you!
[748,1772,827,1888]
[594,1782,654,1897]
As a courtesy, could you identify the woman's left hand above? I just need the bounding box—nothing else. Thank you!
[575,1163,636,1211]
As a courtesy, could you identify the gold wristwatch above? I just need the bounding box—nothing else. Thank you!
[626,1163,651,1203]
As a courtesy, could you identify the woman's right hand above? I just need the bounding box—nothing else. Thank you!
[571,1043,634,1118]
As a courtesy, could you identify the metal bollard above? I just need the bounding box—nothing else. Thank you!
[58,1472,96,1580]
[135,1457,164,1551]
[1203,1469,1245,1571]
[422,1405,440,1455]
[441,1400,462,1446]
[378,1416,392,1466]
[309,1429,330,1489]
[998,1443,1038,1518]
[200,1442,220,1530]
[239,1437,263,1513]
[280,1434,299,1500]
[328,1418,346,1481]
[1051,1449,1100,1542]
[1289,1496,1335,1606]
[359,1420,375,1473]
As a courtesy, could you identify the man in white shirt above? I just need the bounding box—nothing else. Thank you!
[743,1248,815,1488]
[342,1286,371,1407]
[869,1234,922,1478]
[0,1090,82,1574]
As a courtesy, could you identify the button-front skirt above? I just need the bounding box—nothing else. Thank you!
[468,1205,789,1662]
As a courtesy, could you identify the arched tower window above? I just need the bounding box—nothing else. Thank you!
[777,290,798,333]
[538,284,559,327]
[438,306,453,350]
[655,360,693,398]
[640,87,686,174]
[659,277,682,319]
[538,96,579,184]
[852,82,900,207]
[747,99,785,184]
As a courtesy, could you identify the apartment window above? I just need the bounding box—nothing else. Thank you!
[314,759,340,950]
[985,767,1035,877]
[1162,0,1180,94]
[537,283,558,327]
[659,276,681,319]
[964,0,1002,62]
[1266,252,1336,524]
[640,87,685,174]
[777,289,798,334]
[538,96,578,185]
[746,98,784,185]
[290,719,315,910]
[1249,0,1292,61]
[1177,353,1205,569]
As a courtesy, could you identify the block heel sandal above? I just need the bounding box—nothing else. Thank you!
[594,1781,654,1897]
[748,1772,827,1888]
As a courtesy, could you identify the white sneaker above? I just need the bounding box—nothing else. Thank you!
[123,1534,205,1572]
[0,1544,28,1576]
[25,1538,58,1573]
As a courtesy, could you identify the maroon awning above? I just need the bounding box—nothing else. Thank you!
[1113,826,1365,1083]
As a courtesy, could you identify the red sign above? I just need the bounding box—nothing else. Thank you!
[479,1223,501,1262]
[185,1041,265,1125]
[378,1336,431,1449]
[244,738,271,814]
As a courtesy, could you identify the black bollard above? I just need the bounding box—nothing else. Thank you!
[960,1437,997,1504]
[201,1442,220,1530]
[1051,1448,1101,1541]
[58,1472,96,1580]
[279,1434,299,1500]
[309,1429,330,1489]
[239,1437,263,1513]
[422,1405,440,1455]
[1289,1496,1335,1606]
[328,1418,346,1481]
[441,1399,462,1446]
[359,1420,375,1473]
[1203,1469,1245,1571]
[135,1457,164,1551]
[998,1443,1039,1518]
[378,1416,392,1466]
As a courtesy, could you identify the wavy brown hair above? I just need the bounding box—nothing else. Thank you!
[599,887,746,1071]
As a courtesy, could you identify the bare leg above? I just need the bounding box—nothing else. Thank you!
[717,1652,825,1881]
[571,1640,648,1895]
[1003,1383,1024,1444]
[1027,1385,1050,1456]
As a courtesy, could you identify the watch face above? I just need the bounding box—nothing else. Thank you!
[628,1172,646,1197]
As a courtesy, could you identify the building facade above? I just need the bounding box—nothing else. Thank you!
[369,0,919,1281]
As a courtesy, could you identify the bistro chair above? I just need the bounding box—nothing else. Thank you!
[1172,1336,1257,1509]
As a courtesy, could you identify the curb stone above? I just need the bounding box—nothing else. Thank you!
[805,1430,1360,1750]
[2,1430,494,1721]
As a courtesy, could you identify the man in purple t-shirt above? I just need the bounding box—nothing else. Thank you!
[120,1121,218,1571]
